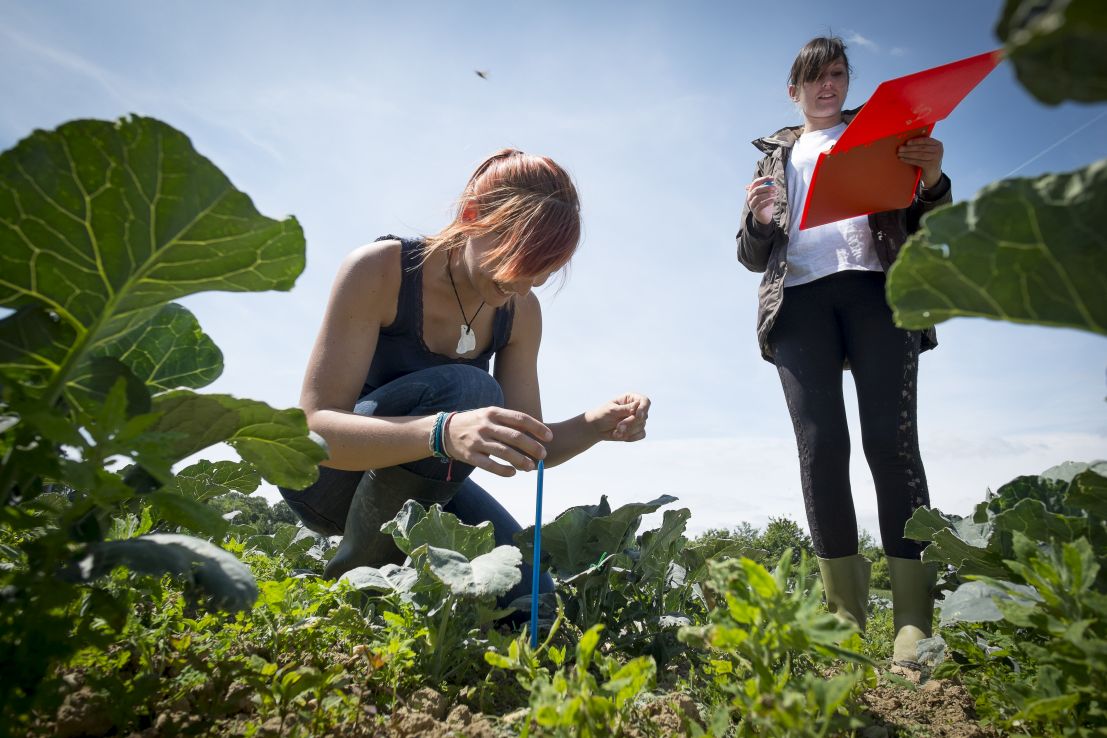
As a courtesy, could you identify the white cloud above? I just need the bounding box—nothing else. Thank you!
[844,30,880,53]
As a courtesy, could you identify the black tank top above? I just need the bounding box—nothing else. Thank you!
[361,236,515,395]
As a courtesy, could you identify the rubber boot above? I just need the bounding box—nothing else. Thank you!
[817,554,872,632]
[887,556,937,668]
[323,465,457,580]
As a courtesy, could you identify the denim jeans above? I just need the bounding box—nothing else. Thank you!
[279,363,553,597]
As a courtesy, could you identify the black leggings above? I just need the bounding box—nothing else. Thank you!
[769,270,928,560]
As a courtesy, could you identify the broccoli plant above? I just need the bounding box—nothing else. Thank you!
[0,116,326,733]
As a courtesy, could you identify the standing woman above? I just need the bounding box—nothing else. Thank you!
[281,149,649,595]
[736,37,949,669]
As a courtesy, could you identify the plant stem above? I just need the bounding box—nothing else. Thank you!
[431,601,453,683]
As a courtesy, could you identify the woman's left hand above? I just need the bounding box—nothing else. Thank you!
[898,136,944,189]
[585,393,650,442]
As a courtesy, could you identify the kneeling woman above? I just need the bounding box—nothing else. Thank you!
[281,148,650,593]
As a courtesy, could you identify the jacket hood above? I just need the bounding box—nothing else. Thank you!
[751,106,862,155]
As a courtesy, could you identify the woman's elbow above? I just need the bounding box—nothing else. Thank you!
[736,239,769,273]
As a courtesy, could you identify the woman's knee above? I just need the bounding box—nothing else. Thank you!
[434,364,505,409]
[805,428,851,466]
[860,423,914,470]
[354,364,504,417]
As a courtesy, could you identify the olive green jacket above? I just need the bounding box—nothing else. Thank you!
[736,108,952,364]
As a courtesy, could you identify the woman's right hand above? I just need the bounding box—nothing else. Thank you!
[442,407,553,477]
[745,176,777,226]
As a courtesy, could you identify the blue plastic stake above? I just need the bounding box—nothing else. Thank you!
[530,459,544,649]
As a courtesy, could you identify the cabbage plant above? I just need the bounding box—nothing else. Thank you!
[0,116,326,728]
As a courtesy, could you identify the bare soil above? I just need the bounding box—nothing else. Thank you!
[852,671,1003,738]
[42,669,1003,738]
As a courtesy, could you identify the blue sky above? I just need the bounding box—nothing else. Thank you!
[2,0,1105,539]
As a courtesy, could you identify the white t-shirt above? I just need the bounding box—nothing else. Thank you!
[784,122,883,287]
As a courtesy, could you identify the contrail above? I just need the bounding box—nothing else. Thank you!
[1004,109,1107,178]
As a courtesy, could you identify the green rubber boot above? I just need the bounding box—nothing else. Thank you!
[887,556,937,668]
[817,554,872,632]
[323,465,457,580]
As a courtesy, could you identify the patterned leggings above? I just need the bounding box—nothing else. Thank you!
[769,270,929,560]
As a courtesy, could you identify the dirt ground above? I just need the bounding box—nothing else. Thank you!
[48,672,1002,738]
[853,672,1003,738]
[385,677,1000,738]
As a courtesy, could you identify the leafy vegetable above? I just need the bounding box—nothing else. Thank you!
[515,494,677,578]
[0,115,304,406]
[0,116,321,731]
[73,533,258,611]
[997,0,1107,104]
[887,158,1107,336]
[679,553,870,738]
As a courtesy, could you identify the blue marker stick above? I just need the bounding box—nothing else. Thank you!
[530,459,544,649]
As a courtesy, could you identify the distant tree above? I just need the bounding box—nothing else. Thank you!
[758,516,814,567]
[694,521,761,550]
[208,493,300,533]
[729,521,760,550]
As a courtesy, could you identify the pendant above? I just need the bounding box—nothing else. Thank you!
[456,324,476,354]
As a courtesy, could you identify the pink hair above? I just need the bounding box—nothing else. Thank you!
[425,149,581,280]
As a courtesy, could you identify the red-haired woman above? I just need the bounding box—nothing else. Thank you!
[280,149,649,596]
[736,37,949,669]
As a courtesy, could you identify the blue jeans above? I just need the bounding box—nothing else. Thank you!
[279,364,553,597]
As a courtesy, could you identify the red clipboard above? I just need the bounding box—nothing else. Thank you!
[798,49,1003,230]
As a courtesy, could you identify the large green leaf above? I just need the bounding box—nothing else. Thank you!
[1067,468,1107,521]
[905,506,1010,577]
[938,579,1036,625]
[75,533,257,612]
[0,305,75,387]
[151,390,326,489]
[0,115,304,402]
[171,459,260,502]
[514,494,678,577]
[985,473,1071,516]
[66,356,152,417]
[382,501,496,559]
[514,497,611,572]
[907,462,1107,588]
[1042,460,1107,485]
[89,303,222,391]
[243,523,316,561]
[996,0,1107,104]
[425,545,522,598]
[886,158,1107,336]
[637,508,690,582]
[588,495,678,556]
[338,563,419,597]
[991,497,1088,546]
[905,506,993,548]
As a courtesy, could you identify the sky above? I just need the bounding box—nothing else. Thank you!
[2,0,1105,542]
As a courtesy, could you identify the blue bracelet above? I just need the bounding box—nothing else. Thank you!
[430,411,449,460]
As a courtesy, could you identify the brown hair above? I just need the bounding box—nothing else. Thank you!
[424,149,581,282]
[788,36,852,87]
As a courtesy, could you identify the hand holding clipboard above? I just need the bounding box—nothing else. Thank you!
[799,49,1004,230]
